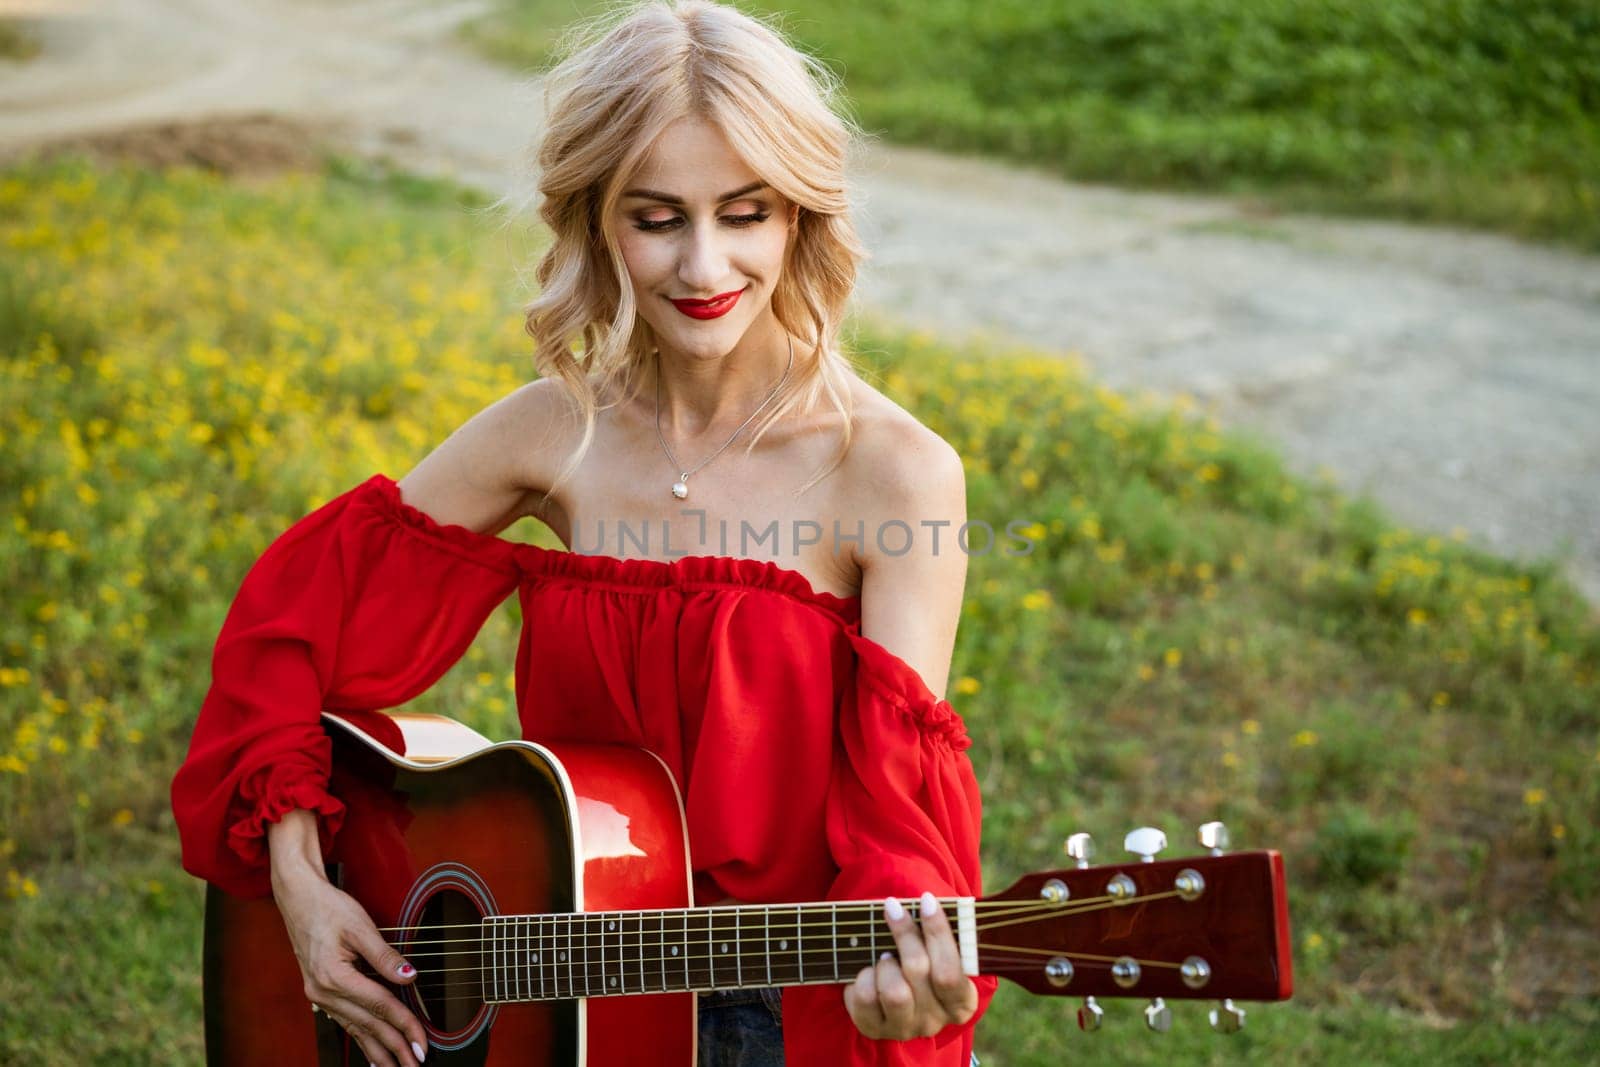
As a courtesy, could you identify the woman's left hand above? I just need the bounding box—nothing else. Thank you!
[844,891,979,1040]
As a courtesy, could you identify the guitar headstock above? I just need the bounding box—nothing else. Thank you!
[980,822,1292,1032]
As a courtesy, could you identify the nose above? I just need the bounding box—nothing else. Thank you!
[677,217,732,295]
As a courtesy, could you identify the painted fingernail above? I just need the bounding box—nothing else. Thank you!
[921,891,938,917]
[397,962,416,978]
[885,896,905,921]
[412,1039,428,1062]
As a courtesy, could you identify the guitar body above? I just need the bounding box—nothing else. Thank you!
[204,711,697,1066]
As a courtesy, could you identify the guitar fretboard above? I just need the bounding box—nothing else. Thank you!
[480,899,976,1002]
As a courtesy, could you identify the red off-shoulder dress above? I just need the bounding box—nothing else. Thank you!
[170,472,997,1065]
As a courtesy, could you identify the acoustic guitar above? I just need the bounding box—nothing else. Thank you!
[203,711,1293,1064]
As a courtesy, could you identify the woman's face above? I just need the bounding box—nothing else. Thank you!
[613,115,796,363]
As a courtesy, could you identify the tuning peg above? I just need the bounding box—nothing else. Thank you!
[1144,997,1172,1032]
[1123,826,1167,863]
[1210,998,1246,1033]
[1198,821,1230,856]
[1064,832,1095,869]
[1076,995,1103,1032]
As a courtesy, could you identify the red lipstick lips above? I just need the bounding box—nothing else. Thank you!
[670,287,745,320]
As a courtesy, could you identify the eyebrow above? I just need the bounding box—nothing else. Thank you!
[621,181,769,206]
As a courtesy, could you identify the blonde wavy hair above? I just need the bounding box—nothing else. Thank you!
[489,0,874,503]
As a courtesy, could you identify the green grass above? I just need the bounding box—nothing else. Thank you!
[459,0,1600,252]
[2,152,1597,1063]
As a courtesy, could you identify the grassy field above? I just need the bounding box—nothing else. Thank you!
[458,0,1600,252]
[2,151,1598,1063]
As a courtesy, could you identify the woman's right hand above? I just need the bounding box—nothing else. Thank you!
[267,809,430,1067]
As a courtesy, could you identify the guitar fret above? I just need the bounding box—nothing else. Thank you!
[735,907,742,988]
[487,918,498,1003]
[764,905,773,986]
[636,911,645,995]
[528,914,537,1000]
[563,913,574,999]
[656,910,667,993]
[545,916,555,1000]
[616,912,624,994]
[583,913,593,997]
[521,914,530,1001]
[615,912,625,995]
[509,915,518,1002]
[832,908,844,979]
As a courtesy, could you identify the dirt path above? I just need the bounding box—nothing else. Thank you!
[5,0,1597,603]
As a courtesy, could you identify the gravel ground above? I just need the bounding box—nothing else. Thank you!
[4,0,1596,604]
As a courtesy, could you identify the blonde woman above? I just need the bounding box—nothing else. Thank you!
[171,2,995,1064]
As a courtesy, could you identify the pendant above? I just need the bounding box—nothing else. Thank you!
[671,477,689,500]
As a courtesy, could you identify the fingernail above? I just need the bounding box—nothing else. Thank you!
[412,1039,427,1061]
[397,962,416,979]
[885,896,905,921]
[880,951,895,963]
[921,891,938,917]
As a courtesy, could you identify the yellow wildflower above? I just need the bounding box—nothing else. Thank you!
[1241,719,1260,736]
[1021,590,1052,611]
[954,676,981,696]
[112,809,135,827]
[1523,787,1546,807]
[1291,730,1318,748]
[1163,647,1182,669]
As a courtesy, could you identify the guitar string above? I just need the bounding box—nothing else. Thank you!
[371,893,1124,939]
[345,894,1197,986]
[355,953,1186,1011]
[371,894,1133,952]
[362,953,1175,1011]
[372,894,1179,958]
[348,899,1203,1008]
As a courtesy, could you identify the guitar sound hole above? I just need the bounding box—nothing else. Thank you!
[407,887,484,1034]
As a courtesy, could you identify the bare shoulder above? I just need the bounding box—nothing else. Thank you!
[395,377,581,537]
[840,375,966,534]
[841,375,968,701]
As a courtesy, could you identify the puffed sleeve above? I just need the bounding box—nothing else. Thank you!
[782,630,999,1067]
[169,473,523,898]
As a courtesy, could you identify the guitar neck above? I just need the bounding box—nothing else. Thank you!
[479,899,975,1003]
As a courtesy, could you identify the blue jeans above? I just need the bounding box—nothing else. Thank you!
[695,988,981,1067]
[697,987,785,1067]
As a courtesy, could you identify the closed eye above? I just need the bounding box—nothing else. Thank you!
[634,212,770,233]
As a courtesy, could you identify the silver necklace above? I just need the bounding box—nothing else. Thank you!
[655,334,795,500]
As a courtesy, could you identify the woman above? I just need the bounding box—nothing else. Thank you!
[170,2,995,1064]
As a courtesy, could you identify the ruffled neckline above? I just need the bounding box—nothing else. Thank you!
[357,472,968,749]
[360,473,863,624]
